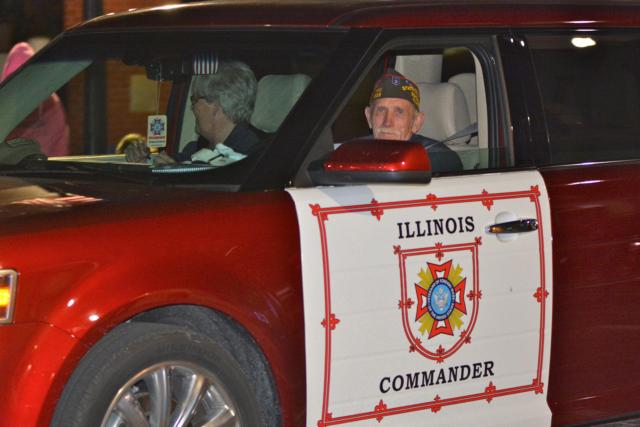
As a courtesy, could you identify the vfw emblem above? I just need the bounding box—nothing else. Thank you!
[149,117,165,136]
[396,242,480,362]
[415,260,466,338]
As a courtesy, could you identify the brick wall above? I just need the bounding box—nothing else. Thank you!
[63,0,176,154]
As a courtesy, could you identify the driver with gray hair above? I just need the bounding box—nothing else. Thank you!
[126,60,262,166]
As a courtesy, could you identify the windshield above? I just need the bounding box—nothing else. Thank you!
[0,30,343,184]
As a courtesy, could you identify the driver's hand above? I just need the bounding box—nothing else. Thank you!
[124,141,150,163]
[153,151,176,166]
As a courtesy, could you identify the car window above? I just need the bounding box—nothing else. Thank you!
[0,30,342,185]
[295,35,506,186]
[527,32,640,164]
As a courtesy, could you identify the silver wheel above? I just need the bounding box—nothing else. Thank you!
[100,361,240,427]
[52,322,275,427]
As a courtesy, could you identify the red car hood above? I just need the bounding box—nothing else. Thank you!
[0,175,266,234]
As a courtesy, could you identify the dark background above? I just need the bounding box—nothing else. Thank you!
[0,0,64,51]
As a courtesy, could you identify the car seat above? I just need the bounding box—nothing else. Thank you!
[448,72,480,157]
[395,55,480,169]
[250,74,311,133]
[417,81,472,146]
[448,73,477,124]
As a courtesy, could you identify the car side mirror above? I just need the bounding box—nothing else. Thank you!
[308,139,431,186]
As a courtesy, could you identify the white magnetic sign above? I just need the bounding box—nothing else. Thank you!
[287,170,553,426]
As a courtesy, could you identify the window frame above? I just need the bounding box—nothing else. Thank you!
[284,28,520,189]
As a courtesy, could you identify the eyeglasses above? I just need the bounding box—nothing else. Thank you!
[190,94,205,105]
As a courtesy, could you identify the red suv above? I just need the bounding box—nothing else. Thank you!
[0,1,638,426]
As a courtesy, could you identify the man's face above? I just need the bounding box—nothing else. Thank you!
[191,95,219,140]
[365,97,425,141]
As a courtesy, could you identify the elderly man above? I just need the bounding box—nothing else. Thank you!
[126,60,262,166]
[364,70,463,173]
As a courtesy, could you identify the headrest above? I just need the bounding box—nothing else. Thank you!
[417,82,471,144]
[394,54,443,84]
[448,73,477,122]
[250,74,311,133]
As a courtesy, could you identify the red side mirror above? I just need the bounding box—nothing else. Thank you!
[309,139,431,185]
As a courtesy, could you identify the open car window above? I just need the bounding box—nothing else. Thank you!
[331,47,490,169]
[294,35,505,187]
[0,30,343,184]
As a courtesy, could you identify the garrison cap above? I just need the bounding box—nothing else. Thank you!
[370,70,421,111]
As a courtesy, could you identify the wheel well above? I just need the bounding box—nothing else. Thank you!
[131,305,282,425]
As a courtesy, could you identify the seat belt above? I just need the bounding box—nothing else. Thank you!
[442,122,478,143]
[424,122,478,150]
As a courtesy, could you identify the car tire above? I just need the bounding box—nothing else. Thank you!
[51,322,267,427]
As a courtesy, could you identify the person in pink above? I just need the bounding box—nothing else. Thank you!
[1,41,70,156]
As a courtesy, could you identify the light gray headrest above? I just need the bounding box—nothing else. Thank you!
[418,82,471,144]
[448,73,477,122]
[250,74,311,133]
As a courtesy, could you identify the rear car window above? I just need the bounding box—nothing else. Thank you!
[527,32,640,164]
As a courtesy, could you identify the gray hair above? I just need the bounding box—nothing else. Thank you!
[191,61,257,123]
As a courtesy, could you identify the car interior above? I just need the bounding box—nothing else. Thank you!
[0,37,490,184]
[393,48,488,171]
[179,70,312,153]
[292,46,489,186]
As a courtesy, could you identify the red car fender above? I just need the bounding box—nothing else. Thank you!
[0,322,84,427]
[5,191,306,426]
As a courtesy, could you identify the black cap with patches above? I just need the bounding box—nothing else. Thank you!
[370,70,421,111]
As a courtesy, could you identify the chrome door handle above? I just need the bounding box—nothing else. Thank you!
[487,219,538,234]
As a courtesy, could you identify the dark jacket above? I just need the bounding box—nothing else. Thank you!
[410,133,463,173]
[176,122,263,162]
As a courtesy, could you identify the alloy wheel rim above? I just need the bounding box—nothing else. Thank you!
[100,361,240,427]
